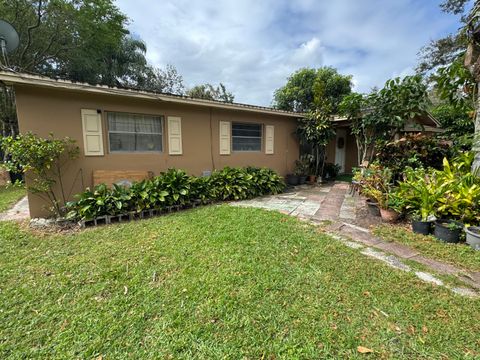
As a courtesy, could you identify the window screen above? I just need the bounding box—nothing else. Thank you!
[232,123,262,151]
[108,112,163,152]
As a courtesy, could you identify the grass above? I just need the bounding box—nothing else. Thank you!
[0,205,479,359]
[0,185,25,212]
[336,173,353,182]
[374,224,480,273]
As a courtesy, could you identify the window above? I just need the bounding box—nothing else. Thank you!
[232,123,262,151]
[108,112,163,152]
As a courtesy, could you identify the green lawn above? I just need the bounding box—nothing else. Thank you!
[0,206,479,359]
[336,173,353,182]
[0,186,25,212]
[374,224,480,273]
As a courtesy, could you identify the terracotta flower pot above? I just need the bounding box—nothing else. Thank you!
[307,175,317,184]
[380,208,399,222]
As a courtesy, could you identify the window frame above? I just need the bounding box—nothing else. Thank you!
[106,111,164,154]
[231,122,263,153]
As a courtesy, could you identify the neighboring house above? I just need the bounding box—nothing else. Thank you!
[325,113,443,174]
[0,71,301,217]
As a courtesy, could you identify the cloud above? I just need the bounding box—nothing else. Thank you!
[116,0,460,106]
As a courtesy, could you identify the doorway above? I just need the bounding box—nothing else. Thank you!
[335,129,346,173]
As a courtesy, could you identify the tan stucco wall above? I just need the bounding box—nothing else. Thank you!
[344,132,358,173]
[14,85,299,217]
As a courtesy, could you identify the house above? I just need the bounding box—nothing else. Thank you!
[325,113,443,174]
[0,71,442,217]
[0,71,301,217]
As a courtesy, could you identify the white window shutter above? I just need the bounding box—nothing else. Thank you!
[168,116,183,155]
[219,121,231,155]
[265,125,274,154]
[81,109,104,156]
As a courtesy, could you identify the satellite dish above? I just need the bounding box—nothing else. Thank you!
[0,20,19,54]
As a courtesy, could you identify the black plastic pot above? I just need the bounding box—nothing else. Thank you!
[9,170,23,183]
[298,175,308,185]
[365,199,380,217]
[286,174,299,186]
[412,220,432,235]
[434,219,463,243]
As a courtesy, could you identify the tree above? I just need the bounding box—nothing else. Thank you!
[142,65,185,95]
[1,133,79,217]
[417,0,471,74]
[273,67,352,113]
[340,75,430,164]
[186,83,234,102]
[465,2,480,171]
[296,108,335,176]
[0,0,156,138]
[415,1,480,172]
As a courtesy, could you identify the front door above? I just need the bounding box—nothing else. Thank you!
[335,129,346,173]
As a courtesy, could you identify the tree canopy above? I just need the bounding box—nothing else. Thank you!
[273,67,352,113]
[416,0,471,74]
[186,83,234,103]
[0,0,186,138]
[340,75,430,164]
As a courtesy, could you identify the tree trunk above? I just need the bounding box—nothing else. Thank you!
[474,92,480,173]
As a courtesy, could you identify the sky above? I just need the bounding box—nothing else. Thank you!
[115,0,462,106]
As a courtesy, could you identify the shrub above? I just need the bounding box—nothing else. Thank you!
[1,133,79,217]
[396,152,480,225]
[245,167,285,197]
[189,176,214,204]
[322,162,341,179]
[67,184,131,220]
[66,166,285,220]
[209,167,254,201]
[154,169,191,206]
[395,167,447,221]
[375,134,452,180]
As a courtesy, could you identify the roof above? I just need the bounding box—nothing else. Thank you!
[0,70,304,118]
[331,112,442,129]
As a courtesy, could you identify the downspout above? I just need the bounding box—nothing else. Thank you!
[209,107,216,171]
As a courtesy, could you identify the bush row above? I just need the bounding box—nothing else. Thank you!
[66,167,285,220]
[355,151,480,225]
[396,152,480,225]
[375,133,452,180]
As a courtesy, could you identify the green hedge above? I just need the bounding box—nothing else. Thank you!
[66,167,285,220]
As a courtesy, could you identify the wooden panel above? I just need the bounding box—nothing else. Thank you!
[219,121,231,155]
[168,116,183,155]
[265,125,274,154]
[93,170,154,186]
[81,109,104,156]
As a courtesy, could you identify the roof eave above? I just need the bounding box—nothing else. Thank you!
[0,71,304,118]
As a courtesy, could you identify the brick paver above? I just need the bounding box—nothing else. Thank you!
[0,196,30,221]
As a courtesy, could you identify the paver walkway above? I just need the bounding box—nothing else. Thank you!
[233,182,480,297]
[233,182,379,226]
[0,196,30,221]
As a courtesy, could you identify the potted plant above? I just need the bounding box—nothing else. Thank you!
[294,159,310,185]
[365,198,380,216]
[286,173,299,186]
[465,226,480,250]
[433,219,464,243]
[411,212,435,235]
[396,167,446,235]
[360,166,400,222]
